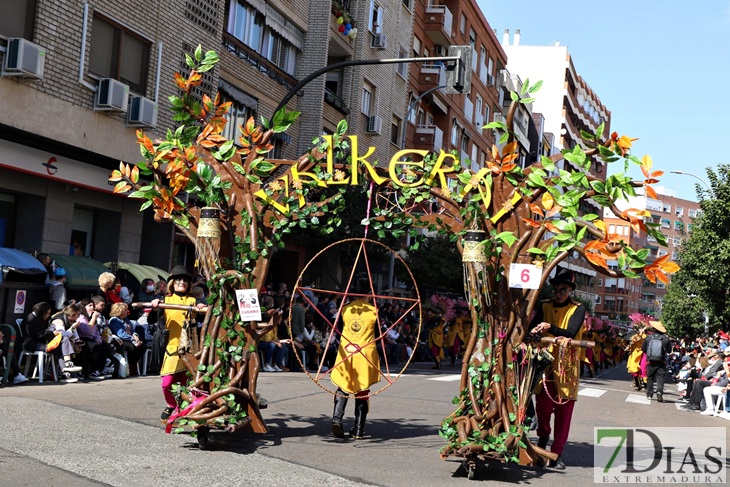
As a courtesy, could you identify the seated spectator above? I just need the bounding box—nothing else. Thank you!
[116,271,134,305]
[108,302,147,376]
[700,351,730,415]
[259,296,288,372]
[23,302,82,383]
[136,278,159,325]
[76,298,115,380]
[93,272,121,315]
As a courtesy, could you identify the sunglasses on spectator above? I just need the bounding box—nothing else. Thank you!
[554,287,571,294]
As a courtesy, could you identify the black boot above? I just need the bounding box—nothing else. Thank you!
[332,392,348,438]
[432,357,441,369]
[350,398,369,439]
[536,436,549,449]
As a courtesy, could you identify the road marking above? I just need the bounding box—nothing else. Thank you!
[625,394,651,405]
[578,387,606,398]
[427,374,461,382]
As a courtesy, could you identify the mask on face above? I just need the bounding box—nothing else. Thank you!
[146,285,155,292]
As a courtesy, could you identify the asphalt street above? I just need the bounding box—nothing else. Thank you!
[1,361,728,486]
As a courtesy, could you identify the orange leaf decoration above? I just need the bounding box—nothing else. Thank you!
[655,270,670,285]
[501,163,517,172]
[131,165,139,184]
[645,185,658,199]
[529,203,544,216]
[544,222,559,233]
[521,218,541,228]
[585,252,608,269]
[502,141,518,157]
[545,204,563,218]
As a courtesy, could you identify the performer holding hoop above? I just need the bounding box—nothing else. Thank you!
[330,278,381,439]
[529,268,586,470]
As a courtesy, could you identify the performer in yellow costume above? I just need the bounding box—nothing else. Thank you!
[330,279,381,439]
[530,269,586,470]
[149,265,203,421]
[626,326,647,391]
[428,317,445,369]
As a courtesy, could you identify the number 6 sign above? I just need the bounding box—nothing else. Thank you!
[508,264,542,290]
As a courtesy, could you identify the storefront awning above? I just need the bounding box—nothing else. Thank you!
[104,262,169,285]
[48,253,109,289]
[0,248,46,284]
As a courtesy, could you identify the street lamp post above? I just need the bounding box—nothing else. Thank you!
[670,170,711,191]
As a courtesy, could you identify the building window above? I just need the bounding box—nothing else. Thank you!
[227,0,265,50]
[488,57,494,76]
[397,46,408,78]
[460,14,466,34]
[402,0,411,10]
[369,2,384,33]
[662,202,671,213]
[391,116,401,146]
[412,36,421,57]
[661,218,670,229]
[674,220,684,231]
[0,0,36,39]
[89,14,151,94]
[362,82,374,115]
[451,121,459,145]
[227,1,301,76]
[220,93,257,146]
[675,206,684,217]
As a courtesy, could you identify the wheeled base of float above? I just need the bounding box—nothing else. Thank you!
[441,443,556,480]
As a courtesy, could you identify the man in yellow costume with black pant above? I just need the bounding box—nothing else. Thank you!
[330,279,381,439]
[530,268,586,470]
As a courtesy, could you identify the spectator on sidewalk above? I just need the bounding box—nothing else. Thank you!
[49,267,68,312]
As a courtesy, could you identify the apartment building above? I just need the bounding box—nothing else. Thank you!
[498,30,611,299]
[406,0,506,169]
[598,187,701,320]
[0,0,412,279]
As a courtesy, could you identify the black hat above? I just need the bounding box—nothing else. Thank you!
[168,265,192,282]
[549,268,576,290]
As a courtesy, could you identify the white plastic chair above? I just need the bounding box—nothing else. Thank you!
[141,348,152,375]
[19,350,58,383]
[713,392,726,416]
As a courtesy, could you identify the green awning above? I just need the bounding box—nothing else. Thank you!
[48,253,109,289]
[104,262,169,284]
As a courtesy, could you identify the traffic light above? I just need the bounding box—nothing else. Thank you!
[445,45,472,95]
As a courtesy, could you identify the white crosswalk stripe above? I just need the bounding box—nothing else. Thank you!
[427,374,461,382]
[625,393,651,405]
[578,387,606,398]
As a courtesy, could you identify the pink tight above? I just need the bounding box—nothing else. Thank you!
[161,371,187,408]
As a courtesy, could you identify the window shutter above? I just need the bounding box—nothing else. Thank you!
[0,0,32,38]
[120,32,148,93]
[88,17,116,78]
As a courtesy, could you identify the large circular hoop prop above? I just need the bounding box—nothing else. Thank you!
[288,238,421,398]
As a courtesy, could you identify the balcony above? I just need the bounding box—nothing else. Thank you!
[418,62,446,91]
[222,33,297,90]
[424,4,453,46]
[324,88,349,115]
[464,97,473,123]
[414,125,444,151]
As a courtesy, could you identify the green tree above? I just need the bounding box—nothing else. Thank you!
[662,270,706,337]
[399,234,463,297]
[663,164,730,333]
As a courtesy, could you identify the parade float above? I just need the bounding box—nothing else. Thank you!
[111,48,678,470]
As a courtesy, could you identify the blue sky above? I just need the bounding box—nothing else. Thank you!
[477,0,730,201]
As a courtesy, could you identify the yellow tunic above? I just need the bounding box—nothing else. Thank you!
[159,294,197,376]
[428,321,445,359]
[626,332,646,374]
[542,301,583,400]
[444,321,459,348]
[330,300,381,394]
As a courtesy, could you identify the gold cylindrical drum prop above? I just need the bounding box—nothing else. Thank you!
[198,207,221,238]
[462,230,488,263]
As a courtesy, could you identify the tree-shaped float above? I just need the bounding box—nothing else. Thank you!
[110,48,678,464]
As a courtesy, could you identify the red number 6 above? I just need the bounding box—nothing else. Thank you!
[521,269,530,282]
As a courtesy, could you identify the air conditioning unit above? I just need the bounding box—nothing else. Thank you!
[94,78,129,112]
[434,45,444,56]
[127,95,158,127]
[367,115,383,134]
[486,74,495,86]
[371,33,387,50]
[1,38,45,80]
